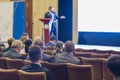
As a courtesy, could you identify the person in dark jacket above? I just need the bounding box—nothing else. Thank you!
[21,45,53,80]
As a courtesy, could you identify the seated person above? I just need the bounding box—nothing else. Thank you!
[2,37,15,52]
[107,55,120,80]
[45,35,56,47]
[21,45,53,80]
[55,40,64,54]
[2,40,24,59]
[33,36,54,63]
[55,40,81,64]
[20,32,29,48]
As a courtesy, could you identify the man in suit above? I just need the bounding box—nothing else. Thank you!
[55,40,81,64]
[2,40,24,59]
[44,6,65,39]
[21,45,53,80]
[107,55,120,80]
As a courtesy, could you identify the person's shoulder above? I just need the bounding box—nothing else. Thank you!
[21,64,31,70]
[45,11,49,14]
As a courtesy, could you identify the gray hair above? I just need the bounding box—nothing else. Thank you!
[11,40,22,49]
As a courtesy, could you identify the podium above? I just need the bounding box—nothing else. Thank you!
[39,18,50,43]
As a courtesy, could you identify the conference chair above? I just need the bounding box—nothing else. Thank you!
[0,69,19,80]
[91,53,109,58]
[41,62,69,80]
[18,70,46,80]
[102,59,113,80]
[74,52,92,58]
[67,63,94,80]
[0,52,3,57]
[43,50,56,55]
[81,57,103,80]
[6,58,24,69]
[0,57,7,69]
[23,60,31,65]
[46,46,56,50]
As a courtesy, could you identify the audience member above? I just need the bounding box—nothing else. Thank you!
[2,37,15,52]
[33,36,45,50]
[45,35,56,46]
[33,36,54,62]
[55,40,81,64]
[20,39,32,59]
[20,32,29,48]
[55,40,64,54]
[24,39,32,54]
[107,55,120,80]
[21,45,53,80]
[2,40,24,59]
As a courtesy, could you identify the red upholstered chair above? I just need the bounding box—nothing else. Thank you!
[102,59,113,80]
[18,70,46,80]
[41,62,69,80]
[91,53,109,58]
[0,69,19,80]
[0,57,7,69]
[6,58,24,69]
[67,63,94,80]
[81,57,103,80]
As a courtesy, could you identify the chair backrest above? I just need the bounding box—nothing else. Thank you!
[43,50,56,55]
[81,57,103,80]
[74,52,92,58]
[91,53,109,58]
[41,62,68,80]
[46,46,56,50]
[0,69,19,80]
[18,70,46,80]
[6,58,24,69]
[102,59,113,80]
[0,52,3,57]
[0,57,7,69]
[23,60,31,65]
[67,63,94,80]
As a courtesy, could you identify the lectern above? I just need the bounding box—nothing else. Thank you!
[39,18,50,43]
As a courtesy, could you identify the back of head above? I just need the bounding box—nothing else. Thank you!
[65,40,74,53]
[33,36,44,48]
[20,33,29,43]
[11,40,22,49]
[24,39,32,53]
[7,38,15,47]
[107,55,120,77]
[22,32,29,37]
[50,35,56,41]
[56,41,63,49]
[24,39,32,47]
[29,45,41,62]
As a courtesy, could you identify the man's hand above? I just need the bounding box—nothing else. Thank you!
[60,16,66,19]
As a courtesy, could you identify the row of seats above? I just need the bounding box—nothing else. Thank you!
[74,52,109,58]
[0,57,31,69]
[0,69,46,80]
[0,63,94,80]
[0,57,113,80]
[75,48,120,55]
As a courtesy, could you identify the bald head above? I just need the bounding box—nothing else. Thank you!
[65,40,75,53]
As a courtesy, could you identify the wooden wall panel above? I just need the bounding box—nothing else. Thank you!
[32,0,58,39]
[0,0,9,2]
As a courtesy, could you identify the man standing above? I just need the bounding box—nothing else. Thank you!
[44,6,65,39]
